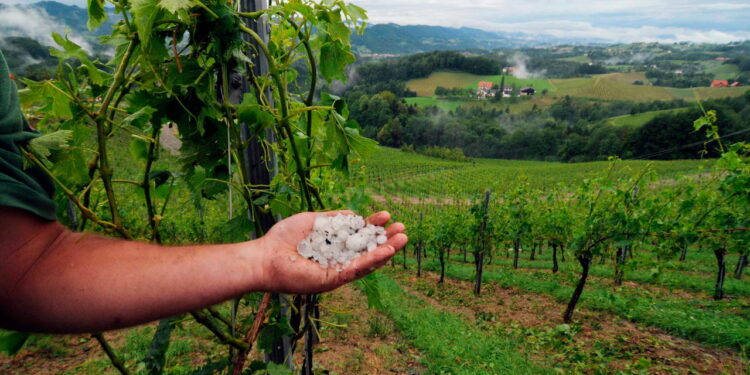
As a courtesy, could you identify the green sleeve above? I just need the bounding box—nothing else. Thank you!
[0,49,57,221]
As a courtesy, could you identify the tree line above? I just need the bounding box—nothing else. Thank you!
[350,90,750,162]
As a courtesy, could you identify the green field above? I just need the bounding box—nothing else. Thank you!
[405,72,749,112]
[593,72,651,85]
[365,147,711,198]
[550,78,676,101]
[669,86,749,100]
[557,55,592,63]
[703,62,741,80]
[407,71,556,97]
[404,96,467,111]
[606,107,690,127]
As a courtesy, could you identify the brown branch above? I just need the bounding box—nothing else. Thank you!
[93,333,131,375]
[232,292,272,375]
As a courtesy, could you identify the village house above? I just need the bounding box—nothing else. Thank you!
[519,87,536,96]
[500,86,514,98]
[711,80,729,88]
[477,81,496,99]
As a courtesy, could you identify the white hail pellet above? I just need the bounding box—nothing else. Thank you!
[297,214,387,271]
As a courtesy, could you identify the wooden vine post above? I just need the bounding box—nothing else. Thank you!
[474,190,491,296]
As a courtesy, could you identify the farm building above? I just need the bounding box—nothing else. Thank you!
[519,87,536,96]
[710,80,729,88]
[500,86,514,98]
[477,81,496,99]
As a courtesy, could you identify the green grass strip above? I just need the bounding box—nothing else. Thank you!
[479,253,750,299]
[415,260,750,351]
[372,274,554,375]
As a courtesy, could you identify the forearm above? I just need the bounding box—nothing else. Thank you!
[0,219,265,333]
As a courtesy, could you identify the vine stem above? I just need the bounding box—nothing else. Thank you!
[94,39,137,238]
[232,292,272,375]
[93,333,132,375]
[190,311,249,351]
[20,148,125,236]
[142,124,163,243]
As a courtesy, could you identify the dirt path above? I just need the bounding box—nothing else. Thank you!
[389,270,748,375]
[0,331,125,375]
[159,123,182,155]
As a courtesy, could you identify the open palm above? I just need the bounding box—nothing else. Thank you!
[258,211,407,294]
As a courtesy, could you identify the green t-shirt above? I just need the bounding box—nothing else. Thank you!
[0,49,57,221]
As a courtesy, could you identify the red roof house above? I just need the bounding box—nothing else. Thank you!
[478,81,494,89]
[710,80,729,88]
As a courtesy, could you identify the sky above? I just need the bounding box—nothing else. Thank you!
[1,0,749,43]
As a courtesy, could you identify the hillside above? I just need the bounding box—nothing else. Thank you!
[407,71,555,97]
[351,24,526,54]
[404,71,749,105]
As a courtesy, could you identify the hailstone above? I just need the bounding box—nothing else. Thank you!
[297,214,387,271]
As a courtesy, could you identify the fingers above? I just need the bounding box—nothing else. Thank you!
[385,222,405,237]
[386,233,408,252]
[337,242,398,284]
[366,211,391,226]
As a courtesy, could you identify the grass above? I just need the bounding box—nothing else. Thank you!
[414,259,750,351]
[557,55,592,63]
[406,71,555,97]
[669,86,749,101]
[476,250,750,301]
[366,147,712,198]
[606,107,690,127]
[593,72,651,85]
[550,78,676,102]
[368,274,554,374]
[704,63,741,80]
[404,96,466,111]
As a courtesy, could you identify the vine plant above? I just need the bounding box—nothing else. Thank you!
[15,0,373,374]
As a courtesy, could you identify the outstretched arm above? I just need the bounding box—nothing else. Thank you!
[0,207,407,334]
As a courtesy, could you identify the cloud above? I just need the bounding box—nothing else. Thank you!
[354,0,750,43]
[1,0,748,44]
[0,0,86,4]
[0,4,92,51]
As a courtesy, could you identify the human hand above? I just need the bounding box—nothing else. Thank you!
[257,211,407,294]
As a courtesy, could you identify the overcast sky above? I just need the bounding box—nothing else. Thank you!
[2,0,749,43]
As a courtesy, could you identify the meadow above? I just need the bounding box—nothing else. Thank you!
[405,71,749,115]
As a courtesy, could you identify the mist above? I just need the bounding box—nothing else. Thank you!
[604,52,654,65]
[0,4,92,52]
[509,53,545,79]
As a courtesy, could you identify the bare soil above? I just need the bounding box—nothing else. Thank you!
[291,284,426,375]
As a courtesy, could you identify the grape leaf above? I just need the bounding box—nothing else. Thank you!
[87,0,108,31]
[50,33,104,85]
[132,0,162,48]
[319,40,354,83]
[143,317,178,375]
[356,273,383,310]
[159,0,194,14]
[28,130,73,160]
[0,331,29,355]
